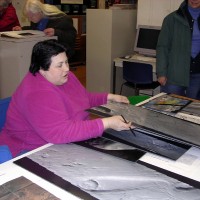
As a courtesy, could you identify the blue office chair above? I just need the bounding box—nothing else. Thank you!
[120,61,160,96]
[0,97,12,164]
[0,97,11,132]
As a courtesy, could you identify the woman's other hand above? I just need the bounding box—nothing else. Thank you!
[12,26,22,31]
[44,28,55,36]
[102,115,132,131]
[107,94,129,104]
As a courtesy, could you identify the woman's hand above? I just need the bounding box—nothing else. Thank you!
[12,26,22,31]
[107,94,129,104]
[44,28,55,36]
[102,115,132,131]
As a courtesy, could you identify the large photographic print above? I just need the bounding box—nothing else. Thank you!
[15,144,200,200]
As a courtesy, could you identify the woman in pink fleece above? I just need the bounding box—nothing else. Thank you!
[0,39,131,158]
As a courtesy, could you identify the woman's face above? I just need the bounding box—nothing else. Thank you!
[188,0,200,8]
[27,11,43,23]
[39,52,70,86]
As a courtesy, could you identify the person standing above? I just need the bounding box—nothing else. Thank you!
[0,0,20,31]
[13,0,77,58]
[156,0,200,100]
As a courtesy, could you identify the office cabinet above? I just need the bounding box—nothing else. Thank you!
[137,0,183,27]
[0,36,56,98]
[86,9,137,92]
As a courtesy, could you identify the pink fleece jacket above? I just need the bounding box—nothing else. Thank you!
[0,72,108,157]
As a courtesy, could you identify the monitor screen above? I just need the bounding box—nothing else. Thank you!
[134,25,161,57]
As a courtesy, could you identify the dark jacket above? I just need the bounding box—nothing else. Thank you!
[156,0,200,87]
[23,14,77,57]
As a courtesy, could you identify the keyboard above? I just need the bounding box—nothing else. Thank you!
[130,54,156,62]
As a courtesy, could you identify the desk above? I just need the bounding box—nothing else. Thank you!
[113,55,156,94]
[136,93,200,186]
[1,95,200,199]
[1,142,200,200]
[0,34,57,98]
[0,144,80,200]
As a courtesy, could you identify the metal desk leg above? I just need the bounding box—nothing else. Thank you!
[113,62,116,94]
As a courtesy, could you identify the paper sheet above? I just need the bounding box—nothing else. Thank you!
[139,146,200,182]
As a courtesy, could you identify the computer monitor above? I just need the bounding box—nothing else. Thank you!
[134,25,161,57]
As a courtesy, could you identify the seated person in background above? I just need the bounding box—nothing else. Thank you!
[0,0,20,31]
[0,39,131,158]
[13,0,77,58]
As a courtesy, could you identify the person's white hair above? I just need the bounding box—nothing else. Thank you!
[23,0,65,17]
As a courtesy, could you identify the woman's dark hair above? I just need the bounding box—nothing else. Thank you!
[29,39,68,75]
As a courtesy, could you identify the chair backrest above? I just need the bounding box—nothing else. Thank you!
[0,97,11,132]
[123,61,153,84]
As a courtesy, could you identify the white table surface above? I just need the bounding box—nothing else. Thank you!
[0,143,81,200]
[1,142,200,199]
[113,54,156,73]
[1,93,200,199]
